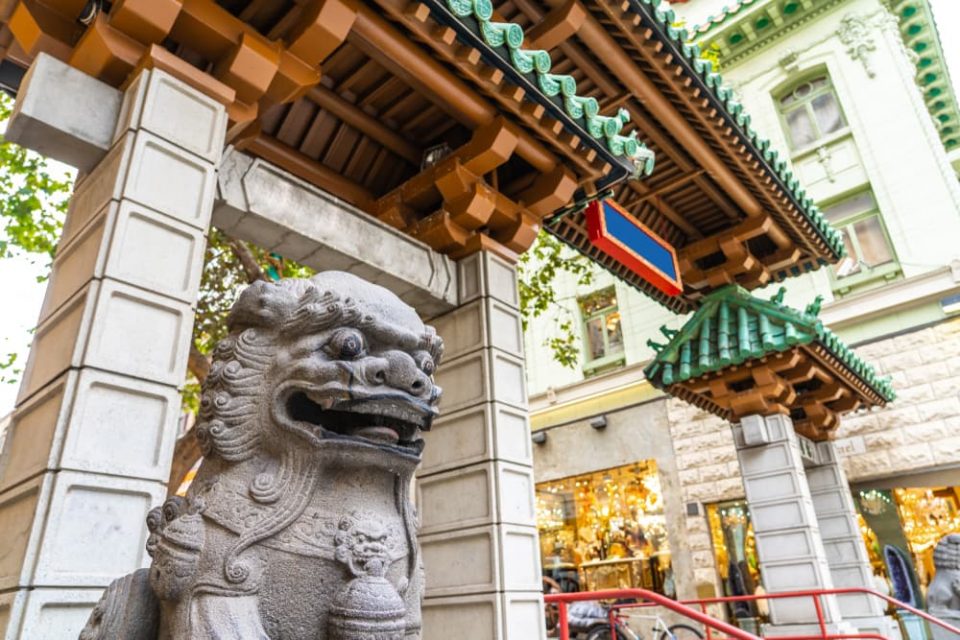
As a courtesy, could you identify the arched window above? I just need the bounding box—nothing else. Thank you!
[777,75,847,149]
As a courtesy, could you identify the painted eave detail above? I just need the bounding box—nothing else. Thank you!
[439,0,657,173]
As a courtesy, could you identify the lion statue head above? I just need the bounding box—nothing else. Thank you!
[194,271,444,466]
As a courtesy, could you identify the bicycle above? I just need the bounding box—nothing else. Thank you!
[579,608,704,640]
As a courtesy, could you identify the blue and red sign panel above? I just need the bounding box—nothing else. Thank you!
[586,199,683,296]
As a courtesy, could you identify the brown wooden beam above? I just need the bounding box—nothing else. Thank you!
[633,169,705,205]
[525,0,586,51]
[350,6,561,176]
[246,133,376,211]
[625,180,700,238]
[572,4,765,217]
[308,84,421,164]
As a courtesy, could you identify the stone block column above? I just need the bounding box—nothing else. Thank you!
[0,65,225,639]
[418,251,546,640]
[808,441,901,639]
[733,414,845,634]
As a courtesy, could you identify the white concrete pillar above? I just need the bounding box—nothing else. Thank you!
[808,441,901,639]
[418,251,546,640]
[0,66,225,639]
[733,414,846,635]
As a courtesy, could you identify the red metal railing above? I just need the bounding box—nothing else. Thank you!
[544,586,960,640]
[544,588,762,640]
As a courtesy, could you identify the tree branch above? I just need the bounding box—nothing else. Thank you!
[226,234,267,283]
[188,341,211,384]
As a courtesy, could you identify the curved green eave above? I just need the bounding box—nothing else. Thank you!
[444,0,656,171]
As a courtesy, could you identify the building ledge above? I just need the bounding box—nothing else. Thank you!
[820,260,960,329]
[529,360,662,427]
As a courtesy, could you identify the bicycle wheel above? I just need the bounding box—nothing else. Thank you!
[657,623,704,640]
[586,626,631,640]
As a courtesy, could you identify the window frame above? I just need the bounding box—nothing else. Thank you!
[776,74,849,152]
[578,287,625,373]
[821,190,901,294]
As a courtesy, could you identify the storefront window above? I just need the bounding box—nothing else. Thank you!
[855,487,960,604]
[707,501,765,631]
[578,287,625,374]
[536,461,673,596]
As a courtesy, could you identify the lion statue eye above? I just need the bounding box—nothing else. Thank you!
[329,329,366,360]
[416,353,435,376]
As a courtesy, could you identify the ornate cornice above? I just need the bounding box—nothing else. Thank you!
[690,0,959,151]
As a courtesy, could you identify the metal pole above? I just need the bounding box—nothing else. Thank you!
[558,601,569,640]
[812,593,828,639]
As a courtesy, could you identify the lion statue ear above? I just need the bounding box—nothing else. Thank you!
[227,280,287,331]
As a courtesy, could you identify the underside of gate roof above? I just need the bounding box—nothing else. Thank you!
[0,0,845,312]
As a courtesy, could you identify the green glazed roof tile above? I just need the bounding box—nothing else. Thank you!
[643,285,896,402]
[443,0,656,172]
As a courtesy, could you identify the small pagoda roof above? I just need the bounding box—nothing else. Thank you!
[643,285,894,440]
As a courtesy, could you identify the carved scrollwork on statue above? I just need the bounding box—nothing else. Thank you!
[146,496,205,602]
[329,513,409,640]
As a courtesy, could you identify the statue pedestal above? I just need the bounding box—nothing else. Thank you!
[929,614,960,640]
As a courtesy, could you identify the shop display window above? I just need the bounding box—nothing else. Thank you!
[536,461,673,596]
[706,501,766,630]
[856,486,960,602]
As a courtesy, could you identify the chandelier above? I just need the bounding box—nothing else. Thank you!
[894,488,960,553]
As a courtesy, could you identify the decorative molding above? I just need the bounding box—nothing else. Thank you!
[815,145,837,183]
[778,49,801,75]
[836,13,878,78]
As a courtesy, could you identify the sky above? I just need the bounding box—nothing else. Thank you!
[0,1,959,415]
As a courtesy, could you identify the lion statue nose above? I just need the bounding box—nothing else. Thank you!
[364,351,433,397]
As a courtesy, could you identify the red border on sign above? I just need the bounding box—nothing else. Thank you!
[586,199,683,296]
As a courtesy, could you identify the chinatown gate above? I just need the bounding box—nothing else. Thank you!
[0,0,897,638]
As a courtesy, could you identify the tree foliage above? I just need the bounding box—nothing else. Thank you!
[0,94,72,261]
[517,231,595,368]
[0,93,72,387]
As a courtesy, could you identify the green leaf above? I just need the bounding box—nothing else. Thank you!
[517,231,593,369]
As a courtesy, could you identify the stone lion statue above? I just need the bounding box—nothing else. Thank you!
[80,272,443,640]
[929,534,960,627]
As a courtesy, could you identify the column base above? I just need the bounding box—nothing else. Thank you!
[848,615,903,640]
[926,613,960,640]
[762,621,857,637]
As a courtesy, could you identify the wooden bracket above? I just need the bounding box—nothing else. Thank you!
[525,0,587,51]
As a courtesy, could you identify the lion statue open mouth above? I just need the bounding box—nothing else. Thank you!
[81,272,443,640]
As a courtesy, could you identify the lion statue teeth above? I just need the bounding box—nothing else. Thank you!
[81,272,443,640]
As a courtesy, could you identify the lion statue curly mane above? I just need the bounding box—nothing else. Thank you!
[80,272,443,640]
